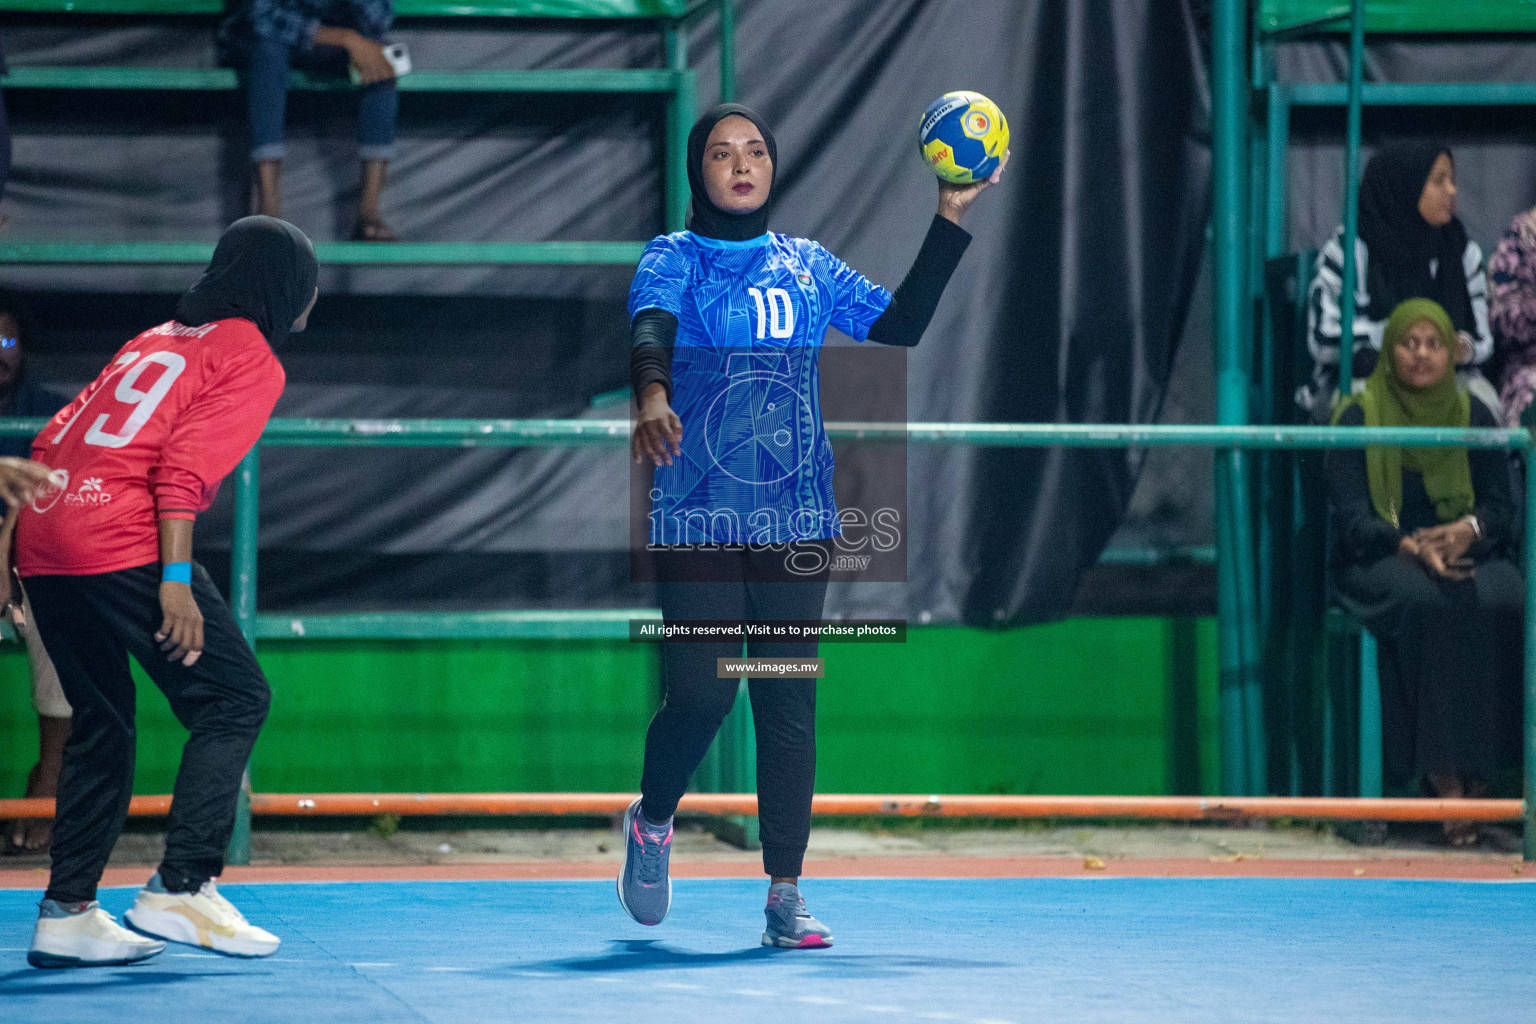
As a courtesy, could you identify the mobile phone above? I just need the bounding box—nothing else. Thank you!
[349,41,411,84]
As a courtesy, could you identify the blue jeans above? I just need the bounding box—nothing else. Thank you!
[247,32,397,162]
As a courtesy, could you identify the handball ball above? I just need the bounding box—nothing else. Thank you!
[919,91,1009,184]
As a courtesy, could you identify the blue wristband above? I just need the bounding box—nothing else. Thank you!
[161,562,193,585]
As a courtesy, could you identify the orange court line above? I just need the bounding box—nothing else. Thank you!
[0,792,1524,822]
[0,856,1527,889]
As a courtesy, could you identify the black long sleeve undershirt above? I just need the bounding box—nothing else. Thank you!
[629,308,677,406]
[864,214,972,347]
[629,214,972,405]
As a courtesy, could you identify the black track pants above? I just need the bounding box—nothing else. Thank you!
[640,540,831,879]
[26,563,270,903]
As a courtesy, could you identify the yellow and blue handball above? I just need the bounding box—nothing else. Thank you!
[919,91,1009,184]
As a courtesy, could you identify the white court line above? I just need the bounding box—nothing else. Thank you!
[348,962,397,968]
[511,970,558,978]
[425,966,472,972]
[725,983,1004,1024]
[654,981,703,990]
[164,952,301,963]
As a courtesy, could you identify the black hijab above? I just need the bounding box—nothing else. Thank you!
[175,216,318,350]
[1356,142,1475,333]
[685,103,777,242]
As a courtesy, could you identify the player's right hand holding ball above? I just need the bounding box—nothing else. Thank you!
[937,150,1008,226]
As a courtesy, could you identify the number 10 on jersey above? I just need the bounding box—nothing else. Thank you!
[748,287,795,340]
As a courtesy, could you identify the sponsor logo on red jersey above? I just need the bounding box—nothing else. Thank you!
[64,477,112,507]
[30,470,113,512]
[31,469,68,513]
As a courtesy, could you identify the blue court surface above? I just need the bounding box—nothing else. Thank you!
[0,876,1532,1023]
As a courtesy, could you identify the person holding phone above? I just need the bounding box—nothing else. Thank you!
[220,0,402,240]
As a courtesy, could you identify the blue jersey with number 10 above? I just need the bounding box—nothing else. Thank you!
[628,230,892,546]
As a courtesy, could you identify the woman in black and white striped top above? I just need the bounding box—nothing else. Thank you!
[1302,142,1497,422]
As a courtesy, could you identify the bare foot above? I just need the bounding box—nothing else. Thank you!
[4,762,52,854]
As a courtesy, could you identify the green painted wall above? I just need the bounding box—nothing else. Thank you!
[0,617,1219,799]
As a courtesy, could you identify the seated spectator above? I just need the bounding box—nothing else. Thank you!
[219,0,399,241]
[1304,143,1497,423]
[1328,298,1523,846]
[1487,202,1536,427]
[0,293,70,854]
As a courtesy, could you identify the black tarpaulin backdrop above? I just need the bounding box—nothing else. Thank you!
[2,0,1209,623]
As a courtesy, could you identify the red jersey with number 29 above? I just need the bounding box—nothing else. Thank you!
[16,318,285,577]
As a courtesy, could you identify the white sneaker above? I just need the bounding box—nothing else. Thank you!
[123,874,280,958]
[29,899,166,968]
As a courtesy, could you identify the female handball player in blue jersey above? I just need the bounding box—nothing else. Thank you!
[619,103,1004,947]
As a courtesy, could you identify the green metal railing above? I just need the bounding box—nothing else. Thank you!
[1212,0,1263,798]
[4,416,1533,859]
[0,242,649,266]
[1334,0,1365,395]
[1258,0,1536,36]
[0,0,698,13]
[1,67,683,93]
[1258,82,1536,266]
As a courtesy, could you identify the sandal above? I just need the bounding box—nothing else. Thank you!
[1443,821,1479,848]
[352,216,397,242]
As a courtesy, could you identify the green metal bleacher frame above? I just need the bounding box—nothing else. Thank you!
[6,414,1531,856]
[0,0,737,259]
[1253,1,1536,801]
[1262,246,1383,802]
[0,0,729,640]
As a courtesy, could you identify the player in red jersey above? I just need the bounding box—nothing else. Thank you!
[13,217,317,969]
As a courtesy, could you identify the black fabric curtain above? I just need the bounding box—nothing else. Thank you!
[3,0,1211,622]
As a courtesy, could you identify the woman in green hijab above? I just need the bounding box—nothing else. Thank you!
[1328,298,1523,846]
